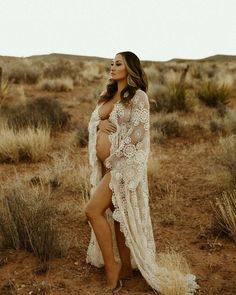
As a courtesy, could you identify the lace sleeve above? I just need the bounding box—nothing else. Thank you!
[104,90,150,187]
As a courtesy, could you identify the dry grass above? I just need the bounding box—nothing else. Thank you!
[156,248,198,295]
[33,151,90,199]
[0,178,68,262]
[0,125,50,163]
[81,61,103,82]
[0,97,71,131]
[158,182,180,226]
[213,135,236,187]
[197,81,232,107]
[211,190,236,242]
[38,77,74,92]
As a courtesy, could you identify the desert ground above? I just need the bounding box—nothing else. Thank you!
[0,53,236,295]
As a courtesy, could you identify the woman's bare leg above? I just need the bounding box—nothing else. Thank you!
[114,221,133,279]
[85,171,121,288]
[101,163,133,279]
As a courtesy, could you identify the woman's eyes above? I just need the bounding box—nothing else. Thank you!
[111,63,121,66]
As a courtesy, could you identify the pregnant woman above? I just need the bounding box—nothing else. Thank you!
[85,51,199,294]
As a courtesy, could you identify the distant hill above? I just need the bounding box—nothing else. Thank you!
[168,54,236,63]
[0,53,235,64]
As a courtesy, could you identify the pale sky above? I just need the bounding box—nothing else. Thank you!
[0,0,235,61]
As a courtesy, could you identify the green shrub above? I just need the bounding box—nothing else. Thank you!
[197,81,231,107]
[151,82,189,113]
[0,97,71,130]
[152,115,181,137]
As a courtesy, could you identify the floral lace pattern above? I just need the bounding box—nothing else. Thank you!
[86,89,199,294]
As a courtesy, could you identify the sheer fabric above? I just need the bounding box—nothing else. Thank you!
[86,89,199,294]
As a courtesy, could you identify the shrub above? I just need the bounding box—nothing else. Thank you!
[209,109,236,135]
[213,135,236,187]
[0,125,50,163]
[152,114,181,137]
[150,79,191,113]
[6,62,41,84]
[38,77,74,92]
[0,182,67,261]
[0,97,71,130]
[197,81,231,107]
[0,67,9,106]
[73,126,89,147]
[43,59,78,80]
[34,152,90,198]
[211,190,236,242]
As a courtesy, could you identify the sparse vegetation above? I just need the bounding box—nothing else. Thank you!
[38,77,74,92]
[211,190,236,242]
[0,97,71,130]
[197,81,231,107]
[0,125,50,163]
[213,135,236,187]
[0,181,68,261]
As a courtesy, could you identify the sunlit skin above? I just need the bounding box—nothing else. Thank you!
[85,53,133,291]
[110,53,128,97]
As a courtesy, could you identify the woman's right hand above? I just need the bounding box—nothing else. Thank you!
[98,119,117,134]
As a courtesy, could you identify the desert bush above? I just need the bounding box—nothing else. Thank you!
[43,59,79,80]
[6,61,41,84]
[0,182,67,261]
[0,125,50,163]
[213,135,236,187]
[81,61,102,82]
[152,114,182,138]
[0,97,71,130]
[209,108,236,134]
[211,190,236,242]
[0,67,9,106]
[38,77,74,92]
[150,82,188,112]
[32,152,90,198]
[72,125,89,147]
[197,81,231,107]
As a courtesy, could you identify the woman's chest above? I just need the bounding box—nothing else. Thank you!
[98,100,132,124]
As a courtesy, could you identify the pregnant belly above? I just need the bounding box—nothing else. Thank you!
[96,130,111,162]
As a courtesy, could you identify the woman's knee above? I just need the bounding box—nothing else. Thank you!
[84,202,101,220]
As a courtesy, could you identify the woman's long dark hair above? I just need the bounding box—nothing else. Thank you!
[98,51,148,105]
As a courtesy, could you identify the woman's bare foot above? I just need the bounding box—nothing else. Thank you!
[106,262,122,289]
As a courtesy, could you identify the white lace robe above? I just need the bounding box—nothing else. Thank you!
[86,89,199,294]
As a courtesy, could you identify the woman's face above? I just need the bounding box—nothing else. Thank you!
[110,54,128,81]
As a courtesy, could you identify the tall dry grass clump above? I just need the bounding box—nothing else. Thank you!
[0,67,9,106]
[213,135,236,187]
[0,180,67,261]
[0,125,50,163]
[211,190,236,242]
[33,152,90,200]
[156,248,198,295]
[4,59,41,84]
[197,81,231,107]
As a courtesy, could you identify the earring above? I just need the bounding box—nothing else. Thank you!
[127,74,136,87]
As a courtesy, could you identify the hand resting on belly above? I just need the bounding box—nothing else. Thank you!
[96,119,117,162]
